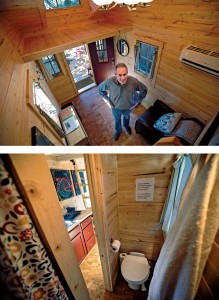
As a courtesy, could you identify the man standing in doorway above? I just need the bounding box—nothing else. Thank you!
[98,63,148,141]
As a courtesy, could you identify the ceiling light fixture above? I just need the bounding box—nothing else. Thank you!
[91,0,153,11]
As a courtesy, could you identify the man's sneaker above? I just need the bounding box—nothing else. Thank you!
[114,132,120,141]
[125,126,132,135]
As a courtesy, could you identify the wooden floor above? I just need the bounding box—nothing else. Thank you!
[62,87,151,146]
[80,243,152,300]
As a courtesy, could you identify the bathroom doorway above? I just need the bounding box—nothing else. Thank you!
[45,154,106,298]
[71,155,105,298]
[64,45,96,93]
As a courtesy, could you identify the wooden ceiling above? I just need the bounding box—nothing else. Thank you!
[0,0,133,62]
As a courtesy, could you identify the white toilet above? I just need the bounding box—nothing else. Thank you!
[121,252,150,291]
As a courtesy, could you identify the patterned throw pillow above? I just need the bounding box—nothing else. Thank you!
[153,113,182,133]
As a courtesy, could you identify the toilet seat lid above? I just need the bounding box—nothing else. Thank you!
[121,255,149,282]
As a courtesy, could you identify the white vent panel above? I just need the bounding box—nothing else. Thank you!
[179,45,219,77]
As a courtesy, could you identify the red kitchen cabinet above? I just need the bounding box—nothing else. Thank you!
[81,216,96,253]
[69,215,96,264]
[69,225,86,264]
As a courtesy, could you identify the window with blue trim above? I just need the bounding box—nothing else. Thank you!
[41,55,61,77]
[44,0,80,9]
[134,41,158,80]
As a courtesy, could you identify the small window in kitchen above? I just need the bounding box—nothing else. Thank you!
[41,55,62,77]
[76,169,91,208]
[96,39,108,63]
[44,0,80,9]
[79,171,89,197]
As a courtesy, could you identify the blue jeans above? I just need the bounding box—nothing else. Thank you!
[112,108,131,134]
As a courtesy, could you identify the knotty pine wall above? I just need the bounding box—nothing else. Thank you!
[109,1,219,124]
[0,20,64,145]
[117,154,176,261]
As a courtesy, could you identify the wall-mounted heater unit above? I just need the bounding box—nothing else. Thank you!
[179,46,219,77]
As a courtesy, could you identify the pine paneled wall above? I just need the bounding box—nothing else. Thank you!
[0,21,64,145]
[117,154,176,261]
[0,0,218,145]
[110,1,219,124]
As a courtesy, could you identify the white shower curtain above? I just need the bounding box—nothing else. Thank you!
[147,154,219,300]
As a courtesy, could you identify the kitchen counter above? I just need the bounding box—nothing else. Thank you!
[67,208,93,232]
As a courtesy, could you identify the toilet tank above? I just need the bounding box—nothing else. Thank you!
[129,252,145,257]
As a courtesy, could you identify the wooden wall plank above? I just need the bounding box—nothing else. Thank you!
[99,155,119,289]
[0,20,64,145]
[117,154,176,261]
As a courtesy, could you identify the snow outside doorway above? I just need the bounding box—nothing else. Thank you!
[64,45,96,93]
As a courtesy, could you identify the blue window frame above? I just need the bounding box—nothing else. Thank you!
[44,0,80,9]
[134,41,158,80]
[41,55,61,77]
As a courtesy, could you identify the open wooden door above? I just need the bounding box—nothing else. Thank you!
[84,154,119,291]
[88,37,115,85]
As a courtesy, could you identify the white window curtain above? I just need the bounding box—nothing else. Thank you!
[148,154,219,300]
[160,154,193,235]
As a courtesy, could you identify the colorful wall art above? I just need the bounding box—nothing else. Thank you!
[50,169,74,201]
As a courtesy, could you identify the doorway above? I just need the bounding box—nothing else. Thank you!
[46,154,106,298]
[88,37,115,85]
[64,45,96,93]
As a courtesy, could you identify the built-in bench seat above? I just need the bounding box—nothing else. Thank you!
[135,100,219,146]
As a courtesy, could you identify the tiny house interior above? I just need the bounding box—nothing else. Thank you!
[0,0,219,146]
[0,154,218,299]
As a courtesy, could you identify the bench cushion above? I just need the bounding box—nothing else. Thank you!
[166,119,203,145]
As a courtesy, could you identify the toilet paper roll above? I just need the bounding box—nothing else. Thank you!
[110,240,121,253]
